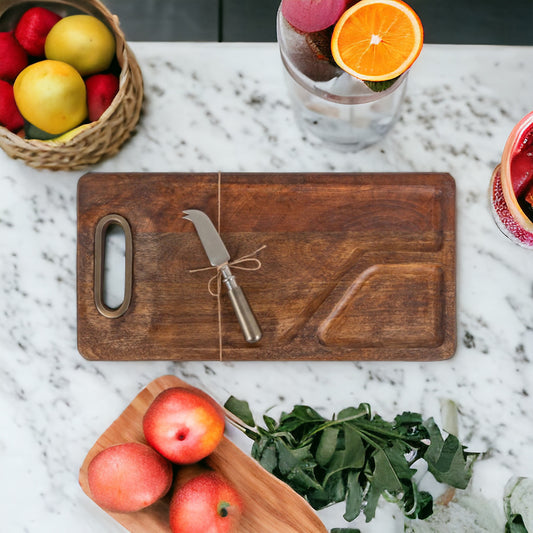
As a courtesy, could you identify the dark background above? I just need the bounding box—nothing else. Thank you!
[104,0,533,45]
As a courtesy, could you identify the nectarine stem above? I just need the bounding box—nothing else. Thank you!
[217,501,231,517]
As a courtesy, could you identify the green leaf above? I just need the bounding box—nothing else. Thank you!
[371,448,403,492]
[285,405,325,423]
[403,479,433,519]
[370,442,414,491]
[423,418,475,489]
[395,412,423,426]
[224,396,255,427]
[505,516,528,533]
[364,77,399,92]
[323,424,365,485]
[344,470,363,521]
[263,414,277,432]
[255,440,277,473]
[393,411,426,439]
[363,483,382,522]
[287,466,323,492]
[324,471,347,504]
[316,426,339,467]
[277,406,324,434]
[275,440,315,475]
[337,404,371,422]
[504,477,533,533]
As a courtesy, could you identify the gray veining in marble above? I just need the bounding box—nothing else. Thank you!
[1,42,533,532]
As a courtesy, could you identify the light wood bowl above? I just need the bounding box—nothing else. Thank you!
[79,375,327,533]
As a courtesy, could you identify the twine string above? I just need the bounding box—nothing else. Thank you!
[189,245,266,296]
[187,172,265,361]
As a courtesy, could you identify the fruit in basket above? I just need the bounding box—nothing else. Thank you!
[0,80,24,132]
[0,32,28,82]
[85,73,119,121]
[169,471,243,533]
[281,0,351,32]
[43,123,91,143]
[143,387,225,464]
[14,59,87,135]
[14,6,62,57]
[87,442,173,513]
[331,0,423,82]
[45,15,115,76]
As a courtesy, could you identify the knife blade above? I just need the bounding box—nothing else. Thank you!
[183,209,262,343]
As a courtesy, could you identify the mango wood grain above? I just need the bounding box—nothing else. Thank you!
[79,375,327,533]
[77,172,456,361]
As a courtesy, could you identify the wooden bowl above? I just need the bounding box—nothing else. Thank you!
[79,375,328,533]
[0,0,143,170]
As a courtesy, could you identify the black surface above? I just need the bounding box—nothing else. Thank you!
[105,0,533,45]
[104,0,219,42]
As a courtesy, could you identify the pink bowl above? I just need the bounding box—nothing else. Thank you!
[491,111,533,247]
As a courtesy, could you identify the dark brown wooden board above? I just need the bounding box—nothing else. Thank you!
[77,172,456,361]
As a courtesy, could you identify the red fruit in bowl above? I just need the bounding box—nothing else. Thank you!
[169,472,243,533]
[281,0,351,32]
[0,32,28,82]
[143,387,225,465]
[87,442,173,513]
[85,73,119,122]
[0,80,24,132]
[15,7,62,57]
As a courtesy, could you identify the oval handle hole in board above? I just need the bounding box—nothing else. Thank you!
[94,214,133,318]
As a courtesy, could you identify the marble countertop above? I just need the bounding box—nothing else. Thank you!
[1,42,533,532]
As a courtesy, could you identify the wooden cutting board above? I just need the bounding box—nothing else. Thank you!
[79,375,328,533]
[77,172,456,361]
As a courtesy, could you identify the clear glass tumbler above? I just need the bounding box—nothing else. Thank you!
[276,7,408,151]
[489,110,533,249]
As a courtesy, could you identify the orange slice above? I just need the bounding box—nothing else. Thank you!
[331,0,424,82]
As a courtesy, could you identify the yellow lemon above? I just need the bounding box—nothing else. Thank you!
[44,123,92,144]
[45,15,115,76]
[14,60,87,135]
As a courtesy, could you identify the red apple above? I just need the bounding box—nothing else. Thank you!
[85,73,119,122]
[143,387,225,464]
[87,442,173,513]
[15,7,62,57]
[0,32,28,82]
[169,472,243,533]
[281,0,352,32]
[0,80,24,132]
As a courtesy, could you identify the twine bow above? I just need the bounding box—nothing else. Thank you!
[189,245,266,296]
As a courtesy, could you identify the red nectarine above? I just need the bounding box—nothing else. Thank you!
[85,72,119,122]
[0,80,24,132]
[0,32,28,82]
[169,472,243,533]
[143,387,225,464]
[87,442,173,513]
[15,7,62,57]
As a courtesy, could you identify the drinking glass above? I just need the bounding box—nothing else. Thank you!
[489,111,533,248]
[276,8,408,151]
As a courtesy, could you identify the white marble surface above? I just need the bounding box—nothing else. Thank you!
[1,42,533,532]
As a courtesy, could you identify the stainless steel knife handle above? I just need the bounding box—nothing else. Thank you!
[221,266,262,343]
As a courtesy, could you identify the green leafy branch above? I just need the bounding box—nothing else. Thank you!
[224,397,479,525]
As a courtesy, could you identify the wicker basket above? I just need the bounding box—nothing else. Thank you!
[0,0,143,170]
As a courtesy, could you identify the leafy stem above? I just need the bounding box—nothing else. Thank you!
[224,396,480,525]
[300,411,371,446]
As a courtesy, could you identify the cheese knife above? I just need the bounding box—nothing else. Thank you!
[183,209,262,343]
